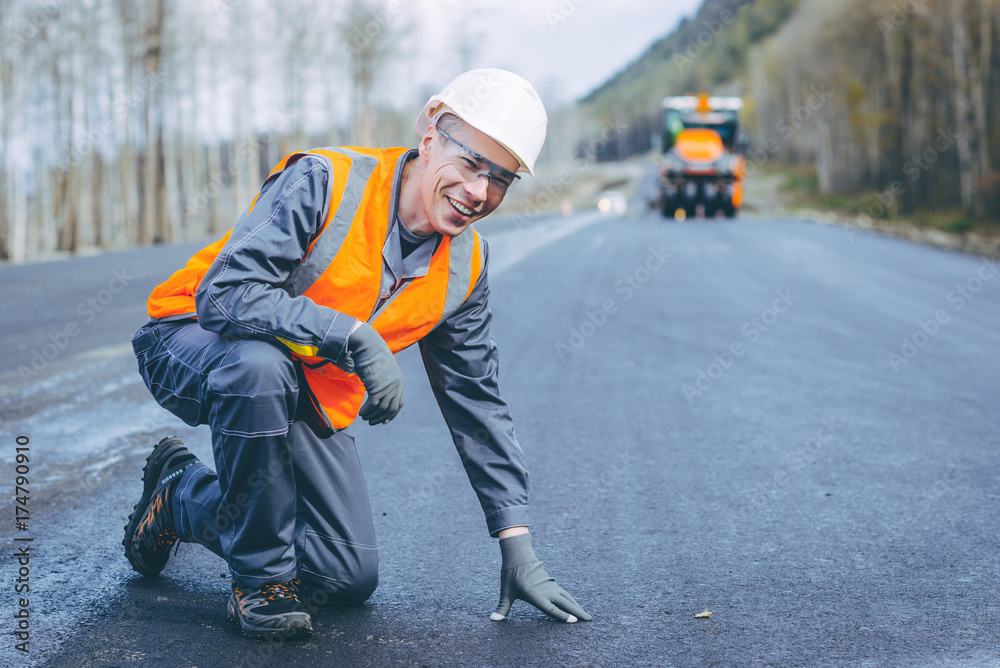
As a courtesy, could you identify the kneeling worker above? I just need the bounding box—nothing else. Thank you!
[123,68,591,638]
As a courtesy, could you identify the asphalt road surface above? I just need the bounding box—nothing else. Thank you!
[1,206,999,667]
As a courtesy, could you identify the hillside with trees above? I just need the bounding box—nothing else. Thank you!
[578,0,798,161]
[583,0,999,227]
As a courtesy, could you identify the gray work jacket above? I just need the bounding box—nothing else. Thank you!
[187,149,529,537]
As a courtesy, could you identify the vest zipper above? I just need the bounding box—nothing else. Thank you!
[369,277,414,323]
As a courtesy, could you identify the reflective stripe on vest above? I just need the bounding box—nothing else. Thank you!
[145,145,484,429]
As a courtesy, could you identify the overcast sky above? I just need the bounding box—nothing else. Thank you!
[400,0,704,106]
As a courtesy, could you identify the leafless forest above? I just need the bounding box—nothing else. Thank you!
[746,0,998,220]
[0,0,450,262]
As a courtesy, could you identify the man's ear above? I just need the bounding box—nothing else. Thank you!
[417,128,435,160]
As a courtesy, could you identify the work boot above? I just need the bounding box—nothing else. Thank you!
[227,578,313,639]
[123,436,198,576]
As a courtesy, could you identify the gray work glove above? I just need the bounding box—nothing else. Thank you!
[339,320,404,425]
[491,532,591,623]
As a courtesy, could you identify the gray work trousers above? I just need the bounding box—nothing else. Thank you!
[131,320,378,604]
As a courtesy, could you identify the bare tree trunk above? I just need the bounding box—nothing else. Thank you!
[232,111,249,219]
[37,158,54,258]
[142,0,165,244]
[117,0,139,247]
[61,168,79,252]
[160,13,181,245]
[896,27,916,213]
[179,23,200,240]
[0,9,19,260]
[949,0,979,216]
[972,0,993,179]
[27,152,44,259]
[4,48,29,262]
[78,25,95,251]
[0,4,7,260]
[105,85,125,250]
[207,136,223,236]
[181,137,199,240]
[322,72,340,149]
[237,19,262,216]
[41,169,57,257]
[92,155,103,248]
[104,52,122,250]
[907,21,931,209]
[884,25,902,181]
[120,115,138,246]
[11,149,28,261]
[155,119,169,242]
[206,35,223,235]
[58,36,80,254]
[91,0,109,249]
[340,0,396,147]
[815,115,833,194]
[163,122,183,241]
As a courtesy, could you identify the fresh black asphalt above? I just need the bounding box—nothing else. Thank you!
[1,210,999,667]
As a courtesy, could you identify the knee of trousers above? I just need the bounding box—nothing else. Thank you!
[299,543,379,607]
[206,339,299,425]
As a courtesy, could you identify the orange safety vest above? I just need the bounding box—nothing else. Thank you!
[146,146,483,429]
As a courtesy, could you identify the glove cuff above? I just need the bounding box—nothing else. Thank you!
[498,532,538,569]
[346,320,379,351]
[318,314,361,364]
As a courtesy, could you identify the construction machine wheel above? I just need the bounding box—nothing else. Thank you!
[660,195,676,218]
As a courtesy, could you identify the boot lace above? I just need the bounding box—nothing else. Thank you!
[263,578,302,601]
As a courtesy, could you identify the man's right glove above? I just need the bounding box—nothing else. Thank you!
[340,321,404,425]
[491,532,591,623]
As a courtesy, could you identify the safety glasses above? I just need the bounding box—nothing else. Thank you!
[436,125,520,196]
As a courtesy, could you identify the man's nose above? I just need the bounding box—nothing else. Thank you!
[464,173,491,203]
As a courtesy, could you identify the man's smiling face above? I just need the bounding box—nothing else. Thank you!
[415,119,520,238]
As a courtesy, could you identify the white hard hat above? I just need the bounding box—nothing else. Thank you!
[415,68,548,175]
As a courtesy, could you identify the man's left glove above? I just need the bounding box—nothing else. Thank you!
[491,532,591,623]
[341,321,405,425]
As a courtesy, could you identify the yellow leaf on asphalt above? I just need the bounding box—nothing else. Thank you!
[695,610,712,619]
